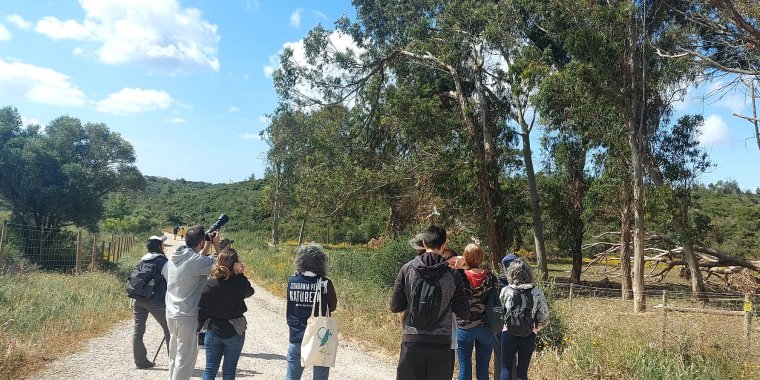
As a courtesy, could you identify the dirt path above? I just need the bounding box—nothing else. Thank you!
[34,234,397,379]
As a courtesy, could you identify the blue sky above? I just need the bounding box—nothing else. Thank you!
[0,1,757,191]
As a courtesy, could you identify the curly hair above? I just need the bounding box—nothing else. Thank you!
[211,247,239,280]
[294,244,328,276]
[506,258,535,285]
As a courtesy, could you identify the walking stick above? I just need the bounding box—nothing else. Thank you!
[152,336,166,363]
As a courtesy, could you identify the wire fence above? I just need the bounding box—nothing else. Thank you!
[0,220,136,275]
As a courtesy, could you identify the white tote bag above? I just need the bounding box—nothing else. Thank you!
[300,279,338,367]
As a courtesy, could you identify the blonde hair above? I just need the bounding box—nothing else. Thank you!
[210,248,239,280]
[463,243,484,269]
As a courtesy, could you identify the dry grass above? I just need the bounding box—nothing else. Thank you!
[0,271,132,380]
[237,241,760,379]
[530,297,760,380]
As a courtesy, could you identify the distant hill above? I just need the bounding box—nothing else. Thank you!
[105,176,270,236]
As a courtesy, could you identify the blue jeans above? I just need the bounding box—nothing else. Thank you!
[457,325,495,380]
[202,330,245,380]
[286,342,330,380]
[500,331,536,380]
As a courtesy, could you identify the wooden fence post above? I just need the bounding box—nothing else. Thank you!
[0,220,7,273]
[75,230,82,274]
[118,236,123,261]
[569,283,574,302]
[91,234,97,270]
[661,290,668,348]
[745,293,753,342]
[100,241,105,264]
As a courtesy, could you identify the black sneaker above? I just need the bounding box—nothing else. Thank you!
[136,361,155,369]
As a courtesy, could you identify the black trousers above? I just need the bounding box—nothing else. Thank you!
[397,342,452,380]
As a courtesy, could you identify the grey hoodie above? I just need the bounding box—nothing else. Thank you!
[162,245,215,318]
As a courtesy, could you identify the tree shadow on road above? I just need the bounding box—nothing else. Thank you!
[240,352,287,361]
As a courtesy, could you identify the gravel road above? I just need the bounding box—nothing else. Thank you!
[33,236,397,379]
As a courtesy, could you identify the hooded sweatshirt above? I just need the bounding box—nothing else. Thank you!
[390,252,470,344]
[162,245,215,318]
[458,268,496,329]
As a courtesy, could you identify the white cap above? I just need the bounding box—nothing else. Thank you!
[148,235,167,242]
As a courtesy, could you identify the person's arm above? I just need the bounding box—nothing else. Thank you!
[234,263,255,298]
[389,265,407,313]
[450,270,470,321]
[533,288,550,333]
[326,279,337,312]
[198,290,208,326]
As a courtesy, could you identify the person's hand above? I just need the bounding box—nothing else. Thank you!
[233,262,246,274]
[211,230,221,244]
[447,256,465,269]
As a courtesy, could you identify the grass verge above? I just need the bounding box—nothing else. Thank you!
[0,245,143,380]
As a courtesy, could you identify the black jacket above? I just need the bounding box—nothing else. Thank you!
[198,274,255,339]
[390,252,470,344]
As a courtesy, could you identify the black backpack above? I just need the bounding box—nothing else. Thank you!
[505,287,534,337]
[485,283,505,333]
[408,267,445,330]
[126,256,167,300]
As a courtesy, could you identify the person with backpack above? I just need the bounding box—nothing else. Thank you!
[128,234,171,369]
[390,225,470,380]
[442,247,471,379]
[456,243,497,380]
[198,247,254,379]
[499,259,549,380]
[493,253,518,380]
[286,244,338,380]
[164,225,221,380]
[173,225,180,240]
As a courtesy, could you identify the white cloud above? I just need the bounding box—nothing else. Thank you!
[20,115,41,126]
[290,9,302,28]
[263,54,278,77]
[312,10,328,20]
[238,132,262,140]
[263,31,365,106]
[229,106,240,112]
[165,117,185,123]
[96,87,172,115]
[73,47,85,56]
[0,24,10,41]
[35,16,93,40]
[7,14,32,30]
[257,115,269,123]
[699,114,733,148]
[0,59,86,106]
[34,0,220,72]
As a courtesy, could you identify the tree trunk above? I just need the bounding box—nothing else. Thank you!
[628,1,647,313]
[271,162,282,246]
[629,131,646,312]
[620,184,633,300]
[521,131,548,281]
[452,73,506,269]
[297,219,306,246]
[569,146,587,284]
